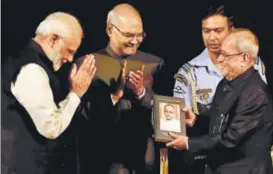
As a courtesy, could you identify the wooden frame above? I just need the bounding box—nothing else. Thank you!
[152,94,186,143]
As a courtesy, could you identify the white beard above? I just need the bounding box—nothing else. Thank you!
[48,44,63,71]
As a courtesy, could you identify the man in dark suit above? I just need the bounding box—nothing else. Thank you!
[166,28,273,174]
[76,3,164,174]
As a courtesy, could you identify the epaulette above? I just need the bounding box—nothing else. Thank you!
[174,73,189,86]
[181,63,192,73]
[176,63,199,115]
[173,63,192,86]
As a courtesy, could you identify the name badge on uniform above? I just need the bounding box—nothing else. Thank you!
[196,88,212,101]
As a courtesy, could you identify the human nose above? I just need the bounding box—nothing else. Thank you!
[129,36,139,45]
[217,53,225,63]
[67,54,73,62]
[208,31,217,40]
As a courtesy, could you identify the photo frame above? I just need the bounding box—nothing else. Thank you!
[152,94,186,143]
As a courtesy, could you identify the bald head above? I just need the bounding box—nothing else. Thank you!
[106,3,145,56]
[224,28,259,59]
[218,28,259,80]
[107,3,143,27]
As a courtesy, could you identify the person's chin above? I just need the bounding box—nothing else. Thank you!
[208,45,220,53]
[53,65,61,71]
[123,47,137,55]
[53,62,63,71]
[220,68,227,76]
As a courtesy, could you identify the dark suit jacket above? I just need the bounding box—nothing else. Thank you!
[188,68,273,174]
[75,45,164,172]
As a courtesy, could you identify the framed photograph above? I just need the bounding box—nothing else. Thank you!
[152,94,186,143]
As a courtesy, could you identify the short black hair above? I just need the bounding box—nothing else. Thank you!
[203,4,234,28]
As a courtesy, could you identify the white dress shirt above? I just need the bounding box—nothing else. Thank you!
[11,63,81,139]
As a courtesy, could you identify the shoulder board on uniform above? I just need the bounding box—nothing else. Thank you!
[174,73,189,86]
[181,63,192,73]
[174,63,193,86]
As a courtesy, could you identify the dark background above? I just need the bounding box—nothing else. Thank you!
[2,0,273,95]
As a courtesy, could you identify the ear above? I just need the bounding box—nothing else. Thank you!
[241,53,250,67]
[49,34,61,48]
[106,23,112,37]
[243,53,250,62]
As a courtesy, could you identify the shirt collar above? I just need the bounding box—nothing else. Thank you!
[106,44,129,60]
[191,48,222,77]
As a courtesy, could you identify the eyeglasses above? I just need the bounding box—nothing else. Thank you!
[219,50,243,60]
[111,23,146,39]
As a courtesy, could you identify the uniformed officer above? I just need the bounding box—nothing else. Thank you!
[172,5,267,174]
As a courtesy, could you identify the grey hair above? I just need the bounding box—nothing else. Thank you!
[106,10,120,25]
[35,12,83,39]
[231,28,259,58]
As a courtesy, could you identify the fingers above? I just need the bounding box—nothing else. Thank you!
[129,73,139,84]
[170,145,180,150]
[140,64,145,72]
[117,60,127,89]
[129,71,142,83]
[128,78,138,87]
[90,67,97,80]
[73,54,97,84]
[78,54,93,73]
[169,132,179,139]
[127,64,144,86]
[85,58,96,85]
[182,107,195,118]
[70,63,77,78]
[76,54,97,80]
[166,138,180,147]
[121,60,127,82]
[182,107,189,112]
[123,60,127,70]
[88,55,96,73]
